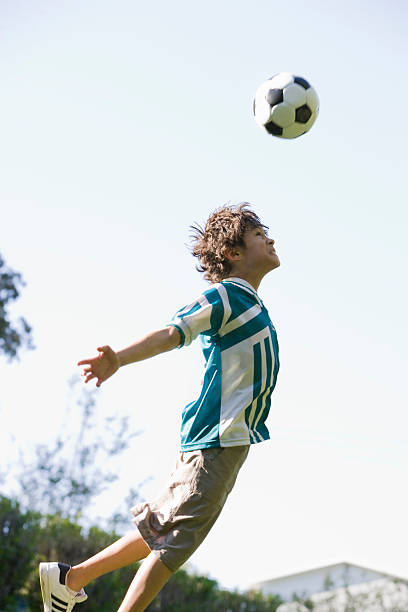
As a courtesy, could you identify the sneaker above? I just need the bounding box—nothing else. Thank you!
[39,562,88,612]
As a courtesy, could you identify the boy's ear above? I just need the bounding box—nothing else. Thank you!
[224,246,242,262]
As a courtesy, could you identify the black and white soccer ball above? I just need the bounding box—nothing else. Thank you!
[253,73,319,139]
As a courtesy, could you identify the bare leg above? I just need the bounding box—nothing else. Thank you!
[66,530,150,592]
[117,552,173,612]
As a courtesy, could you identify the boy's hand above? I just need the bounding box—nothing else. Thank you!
[78,327,180,386]
[78,345,120,387]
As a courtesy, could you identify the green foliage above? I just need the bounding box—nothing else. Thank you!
[23,513,140,612]
[0,496,40,611]
[147,568,283,611]
[0,253,33,361]
[0,497,283,612]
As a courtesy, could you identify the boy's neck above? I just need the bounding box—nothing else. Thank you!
[223,271,263,292]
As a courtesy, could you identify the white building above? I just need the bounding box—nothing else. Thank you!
[251,562,408,611]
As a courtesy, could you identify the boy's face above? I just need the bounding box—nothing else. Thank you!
[241,225,280,275]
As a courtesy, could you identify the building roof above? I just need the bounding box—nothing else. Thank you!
[254,561,405,588]
[251,562,408,602]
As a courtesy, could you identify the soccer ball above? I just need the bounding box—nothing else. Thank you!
[253,73,319,139]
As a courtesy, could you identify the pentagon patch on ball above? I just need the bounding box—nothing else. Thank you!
[253,73,319,139]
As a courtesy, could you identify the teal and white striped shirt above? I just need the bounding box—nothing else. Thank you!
[168,277,279,451]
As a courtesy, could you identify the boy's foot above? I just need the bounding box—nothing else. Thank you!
[39,562,88,612]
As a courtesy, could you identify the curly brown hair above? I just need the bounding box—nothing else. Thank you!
[190,202,267,283]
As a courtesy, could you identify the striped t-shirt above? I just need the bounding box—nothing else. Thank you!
[168,277,279,451]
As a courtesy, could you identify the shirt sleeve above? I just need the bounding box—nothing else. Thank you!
[167,286,226,348]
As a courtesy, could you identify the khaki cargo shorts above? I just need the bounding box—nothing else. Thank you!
[131,445,250,572]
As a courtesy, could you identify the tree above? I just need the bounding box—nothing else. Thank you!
[0,496,40,611]
[0,505,283,612]
[4,378,145,610]
[0,253,33,361]
[23,514,140,612]
[146,568,283,611]
[15,378,142,524]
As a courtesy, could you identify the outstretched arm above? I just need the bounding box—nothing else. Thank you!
[78,326,181,387]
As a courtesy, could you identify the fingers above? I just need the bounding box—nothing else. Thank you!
[78,361,98,384]
[82,371,105,386]
[77,357,97,366]
[80,366,92,375]
[83,373,96,383]
[79,364,95,381]
[78,346,112,366]
[80,365,96,380]
[97,345,111,354]
[78,346,113,387]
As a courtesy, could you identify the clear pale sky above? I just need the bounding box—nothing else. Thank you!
[1,0,407,591]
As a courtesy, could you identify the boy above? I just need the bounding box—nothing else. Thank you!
[39,202,280,612]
